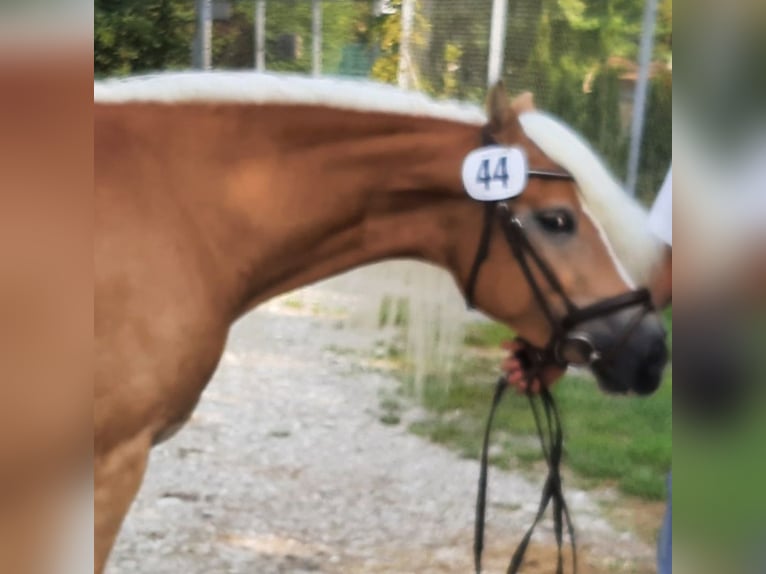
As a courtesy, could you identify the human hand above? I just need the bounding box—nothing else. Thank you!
[501,339,566,394]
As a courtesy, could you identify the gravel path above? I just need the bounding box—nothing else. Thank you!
[109,284,654,574]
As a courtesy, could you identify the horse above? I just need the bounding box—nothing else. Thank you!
[95,71,667,573]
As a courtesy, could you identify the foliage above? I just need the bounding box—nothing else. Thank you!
[674,385,766,568]
[365,0,433,89]
[211,0,372,72]
[502,0,672,200]
[94,0,195,76]
[463,321,515,349]
[96,0,369,75]
[637,69,673,202]
[367,0,402,84]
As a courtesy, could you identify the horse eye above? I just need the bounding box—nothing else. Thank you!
[534,209,576,234]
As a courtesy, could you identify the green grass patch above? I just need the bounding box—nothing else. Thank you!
[378,390,405,426]
[463,321,515,349]
[673,377,766,565]
[323,344,357,356]
[379,396,402,412]
[283,297,304,309]
[402,354,672,500]
[556,372,672,499]
[379,413,401,426]
[378,296,409,328]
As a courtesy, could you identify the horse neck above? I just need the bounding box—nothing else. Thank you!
[179,104,481,318]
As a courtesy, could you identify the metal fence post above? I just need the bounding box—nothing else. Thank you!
[193,0,212,70]
[398,0,415,89]
[626,0,658,195]
[487,0,508,86]
[255,0,266,71]
[312,0,322,76]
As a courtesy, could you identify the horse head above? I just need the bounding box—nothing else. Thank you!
[455,83,668,395]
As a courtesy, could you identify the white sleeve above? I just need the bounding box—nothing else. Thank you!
[649,166,672,247]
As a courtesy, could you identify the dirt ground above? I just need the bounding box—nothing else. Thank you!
[108,283,658,574]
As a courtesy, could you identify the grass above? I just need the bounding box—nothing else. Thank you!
[378,296,409,328]
[282,297,304,310]
[400,319,673,501]
[463,320,515,348]
[556,372,672,499]
[378,391,404,426]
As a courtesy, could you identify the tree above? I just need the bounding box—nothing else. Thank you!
[501,0,671,200]
[211,1,371,72]
[94,0,194,76]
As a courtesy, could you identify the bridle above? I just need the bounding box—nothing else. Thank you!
[465,126,654,370]
[466,126,655,574]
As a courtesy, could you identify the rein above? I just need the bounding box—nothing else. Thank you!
[465,126,654,573]
[474,375,575,574]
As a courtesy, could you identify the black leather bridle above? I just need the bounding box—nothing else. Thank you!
[466,126,655,574]
[465,126,654,370]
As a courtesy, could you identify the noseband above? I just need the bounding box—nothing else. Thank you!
[466,127,655,574]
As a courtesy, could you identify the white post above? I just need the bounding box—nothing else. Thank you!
[626,0,658,195]
[194,0,212,70]
[397,0,415,89]
[487,0,508,86]
[312,0,322,76]
[254,0,266,71]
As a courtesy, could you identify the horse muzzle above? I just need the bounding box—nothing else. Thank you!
[570,311,669,395]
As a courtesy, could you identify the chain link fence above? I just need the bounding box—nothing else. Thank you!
[190,0,671,203]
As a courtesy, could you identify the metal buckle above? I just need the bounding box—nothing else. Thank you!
[556,332,601,366]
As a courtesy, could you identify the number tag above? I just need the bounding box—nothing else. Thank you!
[461,146,528,201]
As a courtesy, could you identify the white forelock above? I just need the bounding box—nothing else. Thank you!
[94,70,487,124]
[520,112,664,285]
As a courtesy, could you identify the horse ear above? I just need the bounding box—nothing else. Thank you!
[486,81,511,131]
[511,91,536,114]
[486,81,523,139]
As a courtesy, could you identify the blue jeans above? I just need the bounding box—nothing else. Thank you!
[658,473,672,574]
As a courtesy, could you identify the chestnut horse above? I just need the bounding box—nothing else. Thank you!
[95,72,666,572]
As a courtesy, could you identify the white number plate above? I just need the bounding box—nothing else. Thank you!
[461,146,528,201]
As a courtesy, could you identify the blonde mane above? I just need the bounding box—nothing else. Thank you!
[94,70,486,124]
